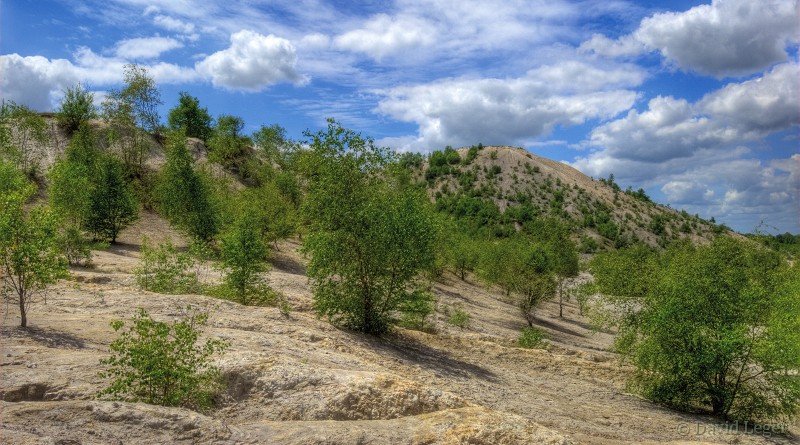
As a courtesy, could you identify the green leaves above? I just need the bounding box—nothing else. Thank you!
[56,83,97,134]
[590,237,800,422]
[85,154,139,243]
[98,306,228,410]
[301,120,438,334]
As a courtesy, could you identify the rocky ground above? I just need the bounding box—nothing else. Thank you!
[1,214,797,444]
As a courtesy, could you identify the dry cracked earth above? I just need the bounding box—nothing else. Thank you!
[1,213,798,444]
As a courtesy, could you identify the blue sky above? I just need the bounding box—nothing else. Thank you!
[2,0,798,233]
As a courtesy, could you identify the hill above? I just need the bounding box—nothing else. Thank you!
[417,145,726,249]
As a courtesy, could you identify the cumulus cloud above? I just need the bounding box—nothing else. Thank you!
[0,48,197,111]
[375,60,644,151]
[115,36,183,59]
[572,62,800,232]
[581,0,800,77]
[195,30,306,91]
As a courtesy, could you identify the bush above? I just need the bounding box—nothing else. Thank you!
[61,224,92,267]
[98,306,228,410]
[216,211,274,306]
[135,238,202,294]
[56,84,97,134]
[517,327,546,349]
[396,290,436,332]
[446,305,471,330]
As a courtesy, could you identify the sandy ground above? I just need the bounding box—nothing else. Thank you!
[1,215,797,444]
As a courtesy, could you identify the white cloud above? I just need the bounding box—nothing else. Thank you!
[115,36,183,59]
[0,48,198,111]
[375,60,644,151]
[582,0,800,77]
[195,30,306,91]
[572,62,800,232]
[153,14,195,34]
[334,14,436,61]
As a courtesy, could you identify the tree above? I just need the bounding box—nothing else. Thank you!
[167,92,213,141]
[156,131,218,241]
[56,83,97,134]
[48,125,97,227]
[0,170,68,327]
[207,114,249,168]
[301,120,438,334]
[102,64,160,174]
[590,238,800,422]
[0,101,49,177]
[85,155,139,243]
[532,219,579,317]
[98,306,228,410]
[218,211,272,305]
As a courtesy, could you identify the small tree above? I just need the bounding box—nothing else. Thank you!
[56,83,97,134]
[218,211,272,305]
[167,92,213,141]
[156,131,218,241]
[135,238,202,294]
[98,306,228,410]
[590,238,800,422]
[85,155,139,243]
[207,114,249,168]
[0,173,68,328]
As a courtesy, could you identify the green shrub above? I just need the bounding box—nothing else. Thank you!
[135,238,202,294]
[397,290,436,332]
[61,224,92,267]
[98,306,228,410]
[517,327,547,349]
[446,305,471,330]
[56,84,97,134]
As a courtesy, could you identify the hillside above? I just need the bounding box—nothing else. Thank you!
[2,223,797,444]
[418,145,726,249]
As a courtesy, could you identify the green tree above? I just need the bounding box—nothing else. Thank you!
[102,64,160,174]
[98,306,228,410]
[56,83,97,134]
[85,155,139,243]
[167,92,213,141]
[156,131,218,241]
[218,211,272,305]
[301,120,438,334]
[207,114,249,168]
[0,101,49,177]
[590,238,800,422]
[0,173,69,327]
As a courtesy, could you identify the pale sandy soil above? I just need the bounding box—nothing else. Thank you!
[1,214,797,444]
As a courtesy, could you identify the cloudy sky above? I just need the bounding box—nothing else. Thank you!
[2,0,798,233]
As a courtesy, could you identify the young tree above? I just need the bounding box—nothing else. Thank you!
[0,101,49,177]
[301,120,438,334]
[102,64,160,174]
[85,155,139,243]
[0,170,69,327]
[167,92,213,141]
[590,238,800,422]
[156,131,218,241]
[207,114,249,168]
[98,306,228,410]
[56,83,97,134]
[218,211,272,305]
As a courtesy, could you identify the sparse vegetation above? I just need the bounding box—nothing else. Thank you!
[98,306,228,410]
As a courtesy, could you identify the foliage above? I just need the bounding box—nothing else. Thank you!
[0,177,69,327]
[61,224,92,267]
[85,154,139,243]
[235,182,297,247]
[167,92,213,141]
[517,327,547,349]
[113,64,162,134]
[207,114,250,168]
[590,237,800,422]
[56,83,97,134]
[446,305,471,330]
[156,131,219,241]
[98,306,228,410]
[0,101,49,177]
[135,238,202,294]
[301,119,438,334]
[396,290,436,332]
[217,211,274,306]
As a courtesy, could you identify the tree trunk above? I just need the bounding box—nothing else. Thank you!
[18,292,27,328]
